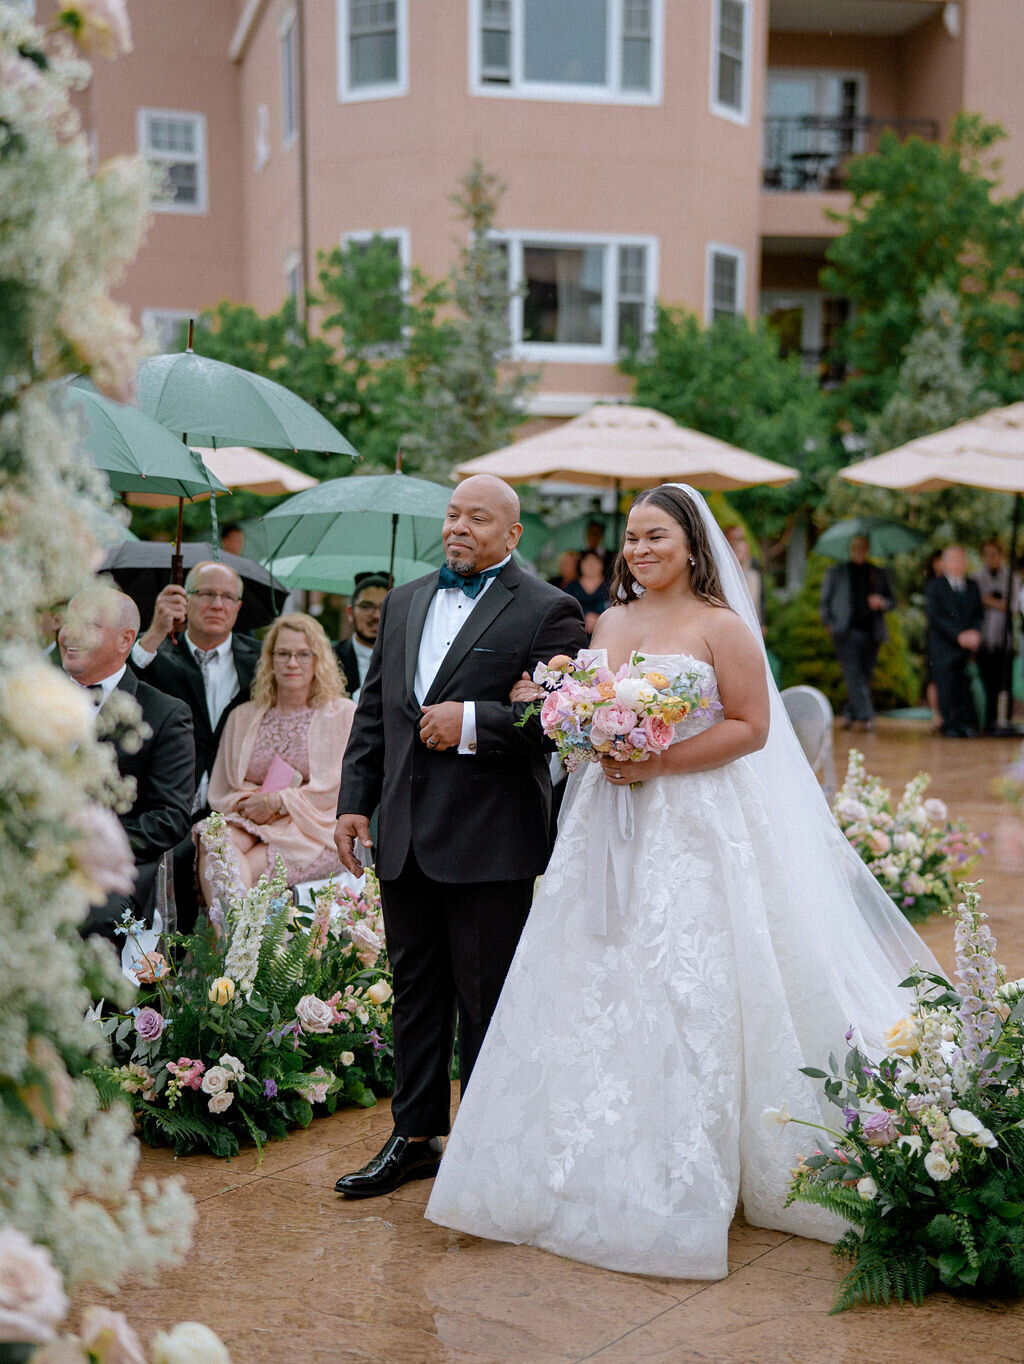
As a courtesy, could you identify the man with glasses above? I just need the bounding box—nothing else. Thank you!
[334,572,389,702]
[131,561,262,921]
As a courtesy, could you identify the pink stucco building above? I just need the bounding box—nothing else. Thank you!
[83,0,1024,417]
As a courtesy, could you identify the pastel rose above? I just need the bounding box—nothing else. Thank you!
[883,1017,920,1057]
[339,1051,355,1067]
[924,1148,953,1181]
[972,1127,998,1149]
[3,665,94,754]
[366,980,392,1006]
[80,1306,146,1364]
[949,1108,983,1137]
[133,951,169,985]
[200,1066,231,1096]
[856,1176,878,1200]
[861,1112,898,1146]
[218,1054,245,1078]
[207,1091,234,1114]
[133,1007,164,1041]
[150,1321,232,1364]
[836,797,868,822]
[643,715,674,750]
[295,995,334,1034]
[208,977,235,1006]
[644,672,670,690]
[923,798,948,822]
[0,1226,69,1345]
[590,703,639,744]
[867,828,891,855]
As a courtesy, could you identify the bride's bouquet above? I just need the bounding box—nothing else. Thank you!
[527,650,720,772]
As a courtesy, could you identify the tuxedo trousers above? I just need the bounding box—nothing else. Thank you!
[380,850,533,1136]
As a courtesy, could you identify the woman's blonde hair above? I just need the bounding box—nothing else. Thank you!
[251,613,346,708]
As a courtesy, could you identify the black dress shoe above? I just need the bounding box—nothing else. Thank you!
[334,1133,443,1199]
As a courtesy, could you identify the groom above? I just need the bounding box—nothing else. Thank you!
[333,474,587,1198]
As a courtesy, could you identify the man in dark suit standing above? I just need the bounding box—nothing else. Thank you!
[333,572,389,702]
[925,544,984,737]
[332,475,587,1199]
[59,585,195,943]
[820,534,894,732]
[130,560,262,922]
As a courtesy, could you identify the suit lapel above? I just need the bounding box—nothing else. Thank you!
[424,578,513,704]
[174,637,210,730]
[405,577,437,702]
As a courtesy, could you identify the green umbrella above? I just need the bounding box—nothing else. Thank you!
[814,516,925,560]
[65,381,229,500]
[257,471,452,585]
[268,552,443,596]
[79,500,138,548]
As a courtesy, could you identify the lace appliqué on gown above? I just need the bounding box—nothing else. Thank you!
[426,652,884,1279]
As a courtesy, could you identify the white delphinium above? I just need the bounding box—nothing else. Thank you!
[0,4,194,1291]
[222,861,287,999]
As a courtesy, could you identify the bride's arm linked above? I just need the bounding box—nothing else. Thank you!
[597,609,770,785]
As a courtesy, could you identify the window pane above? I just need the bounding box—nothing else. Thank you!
[166,161,198,206]
[522,245,604,345]
[617,245,646,297]
[523,0,607,86]
[482,29,511,79]
[621,37,650,91]
[617,299,645,350]
[351,31,397,85]
[718,52,741,110]
[349,0,395,32]
[716,0,744,111]
[712,253,738,318]
[149,117,195,155]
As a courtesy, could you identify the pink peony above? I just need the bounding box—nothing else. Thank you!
[643,715,674,751]
[590,703,640,746]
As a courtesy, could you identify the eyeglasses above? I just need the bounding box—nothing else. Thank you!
[272,649,314,664]
[188,589,241,605]
[352,600,382,611]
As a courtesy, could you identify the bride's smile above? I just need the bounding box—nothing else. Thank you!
[623,505,691,589]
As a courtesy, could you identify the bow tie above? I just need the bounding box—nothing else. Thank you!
[437,563,503,599]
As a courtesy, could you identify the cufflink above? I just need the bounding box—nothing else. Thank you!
[467,742,477,753]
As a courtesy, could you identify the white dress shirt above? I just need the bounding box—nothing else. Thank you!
[349,635,373,703]
[414,556,511,755]
[72,665,126,712]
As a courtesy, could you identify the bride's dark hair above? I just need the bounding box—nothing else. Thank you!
[609,486,729,609]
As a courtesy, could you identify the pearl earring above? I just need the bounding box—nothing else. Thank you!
[689,556,695,566]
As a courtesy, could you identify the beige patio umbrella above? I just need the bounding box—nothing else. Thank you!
[126,446,318,506]
[454,404,800,492]
[839,401,1024,729]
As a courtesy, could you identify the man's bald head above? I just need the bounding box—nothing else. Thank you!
[442,476,523,575]
[58,584,140,684]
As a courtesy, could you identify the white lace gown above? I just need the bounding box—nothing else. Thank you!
[425,652,917,1280]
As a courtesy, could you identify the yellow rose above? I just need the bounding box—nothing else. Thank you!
[883,1016,920,1057]
[366,980,392,1006]
[208,977,236,1006]
[546,654,573,672]
[660,698,691,722]
[3,664,94,753]
[644,672,670,690]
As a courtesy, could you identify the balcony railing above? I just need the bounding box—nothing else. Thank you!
[762,114,939,192]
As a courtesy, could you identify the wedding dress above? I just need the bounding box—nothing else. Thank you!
[425,489,938,1281]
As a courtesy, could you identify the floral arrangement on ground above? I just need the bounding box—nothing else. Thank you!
[94,819,394,1159]
[832,748,983,922]
[774,884,1024,1312]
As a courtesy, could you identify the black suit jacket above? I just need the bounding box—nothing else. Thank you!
[925,576,984,668]
[820,560,894,643]
[333,638,362,696]
[133,632,262,784]
[109,669,195,917]
[338,562,587,883]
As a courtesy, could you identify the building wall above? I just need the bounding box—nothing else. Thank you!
[961,0,1024,194]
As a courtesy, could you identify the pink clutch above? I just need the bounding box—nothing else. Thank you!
[261,753,301,793]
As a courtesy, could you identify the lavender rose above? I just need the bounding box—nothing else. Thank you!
[295,994,334,1034]
[133,1007,164,1041]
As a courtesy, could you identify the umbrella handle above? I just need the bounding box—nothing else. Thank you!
[170,548,184,644]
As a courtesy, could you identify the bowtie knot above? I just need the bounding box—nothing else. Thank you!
[437,563,503,599]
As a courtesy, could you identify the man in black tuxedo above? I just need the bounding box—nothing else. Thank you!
[59,585,195,942]
[820,534,894,732]
[130,560,262,923]
[925,544,984,738]
[333,572,389,702]
[332,475,587,1198]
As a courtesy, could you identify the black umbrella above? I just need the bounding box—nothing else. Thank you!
[99,541,287,633]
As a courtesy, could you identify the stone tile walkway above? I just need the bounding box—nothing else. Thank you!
[82,723,1024,1362]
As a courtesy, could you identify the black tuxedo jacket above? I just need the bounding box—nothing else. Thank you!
[110,669,195,916]
[333,638,362,695]
[133,632,262,783]
[925,576,984,667]
[338,562,587,883]
[820,560,894,643]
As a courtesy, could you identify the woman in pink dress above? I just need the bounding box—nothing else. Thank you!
[198,612,355,900]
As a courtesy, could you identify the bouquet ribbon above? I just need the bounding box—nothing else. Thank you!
[582,779,635,936]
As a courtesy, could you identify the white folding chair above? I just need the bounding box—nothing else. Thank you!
[780,684,838,800]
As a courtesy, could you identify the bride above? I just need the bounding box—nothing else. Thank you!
[425,484,938,1280]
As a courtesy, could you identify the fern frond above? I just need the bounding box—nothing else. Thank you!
[787,1178,870,1225]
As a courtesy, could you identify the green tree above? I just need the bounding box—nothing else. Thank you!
[623,308,837,538]
[823,114,1024,416]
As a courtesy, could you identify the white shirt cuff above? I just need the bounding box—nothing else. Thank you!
[457,701,478,755]
[131,641,157,667]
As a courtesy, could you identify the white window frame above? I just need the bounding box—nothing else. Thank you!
[495,230,658,363]
[284,250,303,300]
[137,109,208,215]
[141,308,195,352]
[705,243,746,323]
[254,102,271,172]
[341,227,411,282]
[280,7,299,148]
[337,0,408,103]
[468,0,663,106]
[709,0,752,126]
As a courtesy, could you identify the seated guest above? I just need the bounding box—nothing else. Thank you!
[198,613,355,903]
[334,573,389,703]
[58,585,195,942]
[564,548,609,639]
